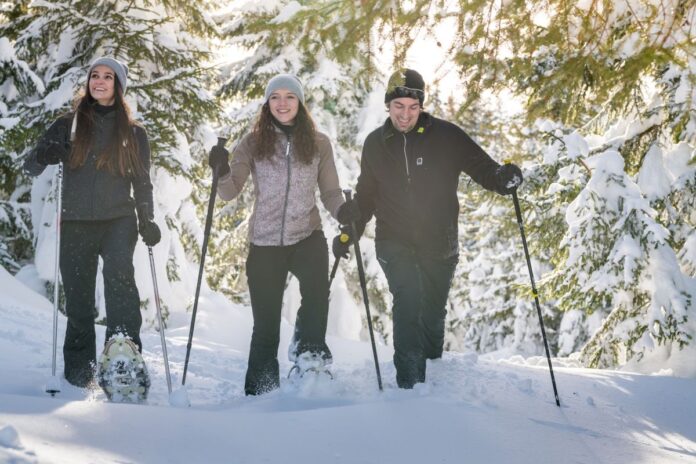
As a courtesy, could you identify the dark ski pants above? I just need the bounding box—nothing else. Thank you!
[244,230,331,396]
[60,215,141,387]
[376,239,457,389]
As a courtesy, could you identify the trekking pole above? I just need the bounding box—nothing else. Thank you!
[182,136,228,385]
[329,257,340,287]
[328,229,350,287]
[148,246,172,394]
[46,163,63,397]
[343,190,383,391]
[511,189,560,407]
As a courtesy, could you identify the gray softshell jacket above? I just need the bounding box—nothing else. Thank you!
[216,128,344,246]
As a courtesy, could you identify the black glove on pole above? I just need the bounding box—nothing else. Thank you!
[37,127,71,166]
[496,163,524,195]
[182,136,228,386]
[136,203,161,247]
[512,188,561,407]
[208,143,230,178]
[344,190,383,391]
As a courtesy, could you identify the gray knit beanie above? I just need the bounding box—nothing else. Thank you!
[88,56,128,94]
[264,74,304,104]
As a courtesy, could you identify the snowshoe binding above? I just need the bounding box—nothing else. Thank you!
[287,351,333,380]
[97,334,150,403]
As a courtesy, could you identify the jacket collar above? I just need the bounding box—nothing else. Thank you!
[271,117,295,137]
[380,111,433,141]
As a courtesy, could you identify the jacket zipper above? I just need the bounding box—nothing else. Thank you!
[279,135,292,245]
[90,116,102,217]
[402,133,411,184]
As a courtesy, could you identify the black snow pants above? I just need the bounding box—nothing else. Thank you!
[60,215,141,387]
[375,239,458,389]
[244,230,331,396]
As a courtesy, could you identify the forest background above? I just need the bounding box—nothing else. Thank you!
[1,0,694,375]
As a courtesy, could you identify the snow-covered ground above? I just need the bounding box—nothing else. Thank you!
[1,265,695,464]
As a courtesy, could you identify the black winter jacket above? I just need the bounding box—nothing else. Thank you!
[354,112,501,258]
[23,106,154,221]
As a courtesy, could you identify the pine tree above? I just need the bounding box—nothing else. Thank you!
[0,0,221,326]
[0,0,40,271]
[442,0,696,366]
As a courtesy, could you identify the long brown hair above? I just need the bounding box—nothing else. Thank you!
[69,75,144,177]
[252,102,317,164]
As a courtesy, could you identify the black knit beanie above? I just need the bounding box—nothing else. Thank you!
[384,69,425,106]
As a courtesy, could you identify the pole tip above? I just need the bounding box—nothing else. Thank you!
[169,386,191,408]
[45,376,61,396]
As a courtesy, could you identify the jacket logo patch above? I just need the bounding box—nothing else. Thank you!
[416,157,423,166]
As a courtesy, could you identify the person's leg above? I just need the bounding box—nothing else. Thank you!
[288,231,331,364]
[60,221,100,386]
[375,240,425,388]
[100,215,142,350]
[418,253,458,360]
[244,244,288,395]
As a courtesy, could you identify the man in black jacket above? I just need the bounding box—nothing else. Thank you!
[335,69,523,388]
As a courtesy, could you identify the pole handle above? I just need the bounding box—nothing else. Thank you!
[209,137,229,180]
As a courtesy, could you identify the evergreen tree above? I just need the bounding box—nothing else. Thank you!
[0,0,39,271]
[0,0,221,326]
[444,0,696,365]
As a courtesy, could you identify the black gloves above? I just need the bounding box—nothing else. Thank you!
[139,220,161,247]
[495,163,523,195]
[208,144,230,177]
[336,199,361,225]
[136,204,161,247]
[37,127,71,165]
[332,225,353,259]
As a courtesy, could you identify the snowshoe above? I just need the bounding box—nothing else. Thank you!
[287,352,333,380]
[97,334,150,403]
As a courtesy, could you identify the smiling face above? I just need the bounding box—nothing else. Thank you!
[89,65,116,106]
[268,89,300,125]
[388,97,421,133]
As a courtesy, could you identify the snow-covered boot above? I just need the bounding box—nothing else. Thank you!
[97,334,150,403]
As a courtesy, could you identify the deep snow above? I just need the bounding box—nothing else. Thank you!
[1,265,695,464]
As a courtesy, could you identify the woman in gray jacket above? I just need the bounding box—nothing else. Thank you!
[209,74,354,395]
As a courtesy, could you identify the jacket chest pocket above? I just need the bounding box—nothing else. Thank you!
[414,152,456,186]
